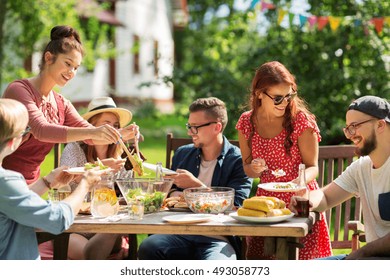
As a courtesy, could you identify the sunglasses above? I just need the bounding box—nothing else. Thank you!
[20,126,31,137]
[263,91,297,105]
[343,119,377,137]
[185,122,218,135]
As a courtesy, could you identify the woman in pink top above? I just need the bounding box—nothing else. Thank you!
[2,25,138,187]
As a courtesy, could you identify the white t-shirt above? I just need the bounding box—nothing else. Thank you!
[334,155,390,242]
[198,158,218,187]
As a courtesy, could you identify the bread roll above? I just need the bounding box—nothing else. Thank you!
[237,207,267,217]
[243,198,274,212]
[174,202,189,208]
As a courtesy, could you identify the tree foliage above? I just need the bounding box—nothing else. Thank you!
[0,0,116,87]
[172,0,389,144]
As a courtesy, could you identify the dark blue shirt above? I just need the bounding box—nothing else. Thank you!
[170,136,252,207]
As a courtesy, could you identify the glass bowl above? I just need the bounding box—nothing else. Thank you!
[116,178,174,213]
[183,187,235,214]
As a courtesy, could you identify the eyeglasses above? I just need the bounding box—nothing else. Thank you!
[343,119,377,137]
[186,122,218,135]
[20,126,31,137]
[263,91,297,105]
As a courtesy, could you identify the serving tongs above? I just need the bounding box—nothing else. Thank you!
[118,138,144,176]
[133,122,141,160]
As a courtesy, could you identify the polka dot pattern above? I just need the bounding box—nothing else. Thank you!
[236,111,332,259]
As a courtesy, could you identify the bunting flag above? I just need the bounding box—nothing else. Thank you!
[371,17,384,34]
[277,9,288,25]
[251,1,388,35]
[249,0,260,10]
[288,12,295,27]
[328,16,342,31]
[354,19,362,27]
[386,17,390,26]
[317,16,329,31]
[299,14,308,28]
[261,1,276,12]
[308,16,317,29]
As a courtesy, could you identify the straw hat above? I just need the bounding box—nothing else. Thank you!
[82,97,132,127]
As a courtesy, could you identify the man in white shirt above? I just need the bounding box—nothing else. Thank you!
[290,95,390,259]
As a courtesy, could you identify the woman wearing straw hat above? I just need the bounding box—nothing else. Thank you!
[38,96,134,260]
[2,25,139,190]
[62,96,134,173]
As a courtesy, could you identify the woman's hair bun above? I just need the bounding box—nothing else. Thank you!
[50,25,82,44]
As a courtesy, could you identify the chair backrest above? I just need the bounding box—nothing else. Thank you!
[165,133,239,168]
[318,145,362,250]
[53,143,62,168]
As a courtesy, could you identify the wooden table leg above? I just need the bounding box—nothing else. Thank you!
[264,237,276,256]
[37,232,70,260]
[53,233,70,260]
[275,237,303,260]
[127,234,138,260]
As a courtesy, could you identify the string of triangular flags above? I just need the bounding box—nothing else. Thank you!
[249,0,389,35]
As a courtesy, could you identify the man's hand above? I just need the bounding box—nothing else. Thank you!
[167,169,204,189]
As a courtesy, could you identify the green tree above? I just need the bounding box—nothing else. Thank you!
[0,0,79,87]
[0,0,116,87]
[172,0,389,144]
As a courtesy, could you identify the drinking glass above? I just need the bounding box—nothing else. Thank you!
[128,200,144,220]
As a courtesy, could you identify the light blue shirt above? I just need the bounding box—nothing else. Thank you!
[0,167,74,260]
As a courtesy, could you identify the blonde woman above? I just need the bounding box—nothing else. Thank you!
[0,98,102,260]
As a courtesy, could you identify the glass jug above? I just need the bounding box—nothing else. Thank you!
[91,173,119,218]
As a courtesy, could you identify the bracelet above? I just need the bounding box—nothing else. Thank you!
[42,176,52,190]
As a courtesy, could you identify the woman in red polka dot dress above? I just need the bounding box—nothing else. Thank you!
[236,61,332,260]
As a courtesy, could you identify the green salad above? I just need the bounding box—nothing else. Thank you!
[126,187,165,213]
[84,161,109,170]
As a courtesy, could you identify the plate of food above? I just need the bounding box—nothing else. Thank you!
[162,214,213,224]
[64,166,113,175]
[64,167,87,175]
[65,160,112,175]
[229,212,294,223]
[167,204,192,212]
[142,162,177,175]
[163,196,191,212]
[258,182,305,193]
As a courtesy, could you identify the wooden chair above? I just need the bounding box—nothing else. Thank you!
[165,132,239,168]
[318,145,365,252]
[53,143,62,168]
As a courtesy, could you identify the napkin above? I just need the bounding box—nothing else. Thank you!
[99,213,128,222]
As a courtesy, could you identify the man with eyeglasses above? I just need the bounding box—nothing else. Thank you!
[138,97,252,260]
[290,95,390,260]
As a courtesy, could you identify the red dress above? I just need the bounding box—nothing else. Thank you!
[236,111,332,259]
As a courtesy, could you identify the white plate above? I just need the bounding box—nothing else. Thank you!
[142,162,177,175]
[64,167,113,175]
[64,167,86,174]
[162,214,213,224]
[258,182,305,193]
[229,212,294,223]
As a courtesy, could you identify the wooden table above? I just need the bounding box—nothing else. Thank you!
[37,211,319,260]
